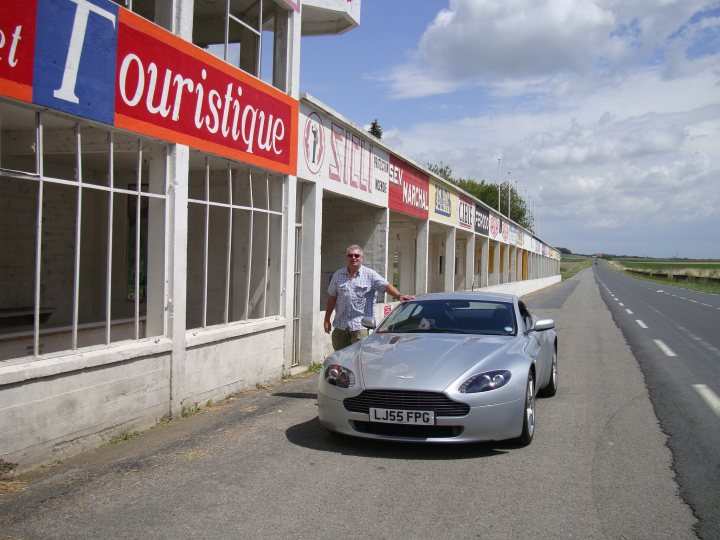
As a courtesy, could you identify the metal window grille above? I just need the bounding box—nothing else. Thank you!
[186,152,283,330]
[0,101,167,362]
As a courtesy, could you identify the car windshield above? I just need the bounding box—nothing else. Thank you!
[376,299,516,336]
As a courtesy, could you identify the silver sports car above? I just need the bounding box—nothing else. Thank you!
[317,292,557,444]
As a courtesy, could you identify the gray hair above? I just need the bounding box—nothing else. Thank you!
[346,244,364,254]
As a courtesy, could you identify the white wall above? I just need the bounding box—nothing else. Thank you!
[0,342,172,470]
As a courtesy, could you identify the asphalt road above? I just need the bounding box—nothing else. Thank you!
[593,262,720,539]
[0,268,698,539]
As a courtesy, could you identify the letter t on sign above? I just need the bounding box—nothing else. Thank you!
[53,0,116,104]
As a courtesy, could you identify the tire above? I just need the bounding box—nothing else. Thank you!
[516,371,536,446]
[539,346,558,397]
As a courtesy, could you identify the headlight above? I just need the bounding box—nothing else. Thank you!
[459,370,511,393]
[324,364,356,388]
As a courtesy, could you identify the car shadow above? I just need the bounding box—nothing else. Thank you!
[285,417,513,460]
[272,391,317,400]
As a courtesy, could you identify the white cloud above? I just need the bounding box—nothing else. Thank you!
[376,0,720,257]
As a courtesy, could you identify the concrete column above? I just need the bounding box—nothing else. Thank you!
[415,220,429,295]
[481,237,489,288]
[282,175,297,372]
[465,234,475,290]
[503,244,510,283]
[304,184,324,362]
[288,4,301,98]
[444,227,456,292]
[272,4,290,93]
[166,144,189,417]
[154,0,192,417]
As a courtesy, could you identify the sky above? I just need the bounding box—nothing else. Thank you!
[299,0,720,258]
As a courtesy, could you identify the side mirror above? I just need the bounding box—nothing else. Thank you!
[361,316,376,329]
[532,319,555,332]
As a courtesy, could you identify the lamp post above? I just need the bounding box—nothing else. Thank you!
[506,170,511,218]
[537,203,542,236]
[497,158,501,212]
[510,178,519,222]
[530,199,535,231]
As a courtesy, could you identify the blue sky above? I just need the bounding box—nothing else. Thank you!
[299,0,720,258]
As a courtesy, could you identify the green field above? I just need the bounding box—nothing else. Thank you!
[618,259,720,271]
[611,258,720,294]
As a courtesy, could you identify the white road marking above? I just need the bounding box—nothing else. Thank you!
[692,384,720,418]
[654,340,677,357]
[689,299,698,304]
[619,302,624,306]
[626,309,634,315]
[636,320,648,329]
[677,326,720,357]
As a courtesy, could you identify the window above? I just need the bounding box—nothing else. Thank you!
[0,100,167,361]
[518,301,533,332]
[111,0,157,22]
[186,151,284,330]
[195,0,287,88]
[113,1,288,90]
[377,299,516,336]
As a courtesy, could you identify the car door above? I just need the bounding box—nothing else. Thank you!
[519,301,548,383]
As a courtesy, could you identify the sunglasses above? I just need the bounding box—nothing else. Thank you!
[346,254,362,258]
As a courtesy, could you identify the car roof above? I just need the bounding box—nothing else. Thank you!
[409,291,517,303]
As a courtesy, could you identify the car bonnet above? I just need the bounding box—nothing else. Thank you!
[357,333,511,391]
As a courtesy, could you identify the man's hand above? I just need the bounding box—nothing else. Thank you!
[323,319,332,333]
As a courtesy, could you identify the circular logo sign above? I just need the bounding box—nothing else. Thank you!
[303,112,325,175]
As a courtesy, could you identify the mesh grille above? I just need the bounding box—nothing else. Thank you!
[344,390,470,417]
[351,421,464,438]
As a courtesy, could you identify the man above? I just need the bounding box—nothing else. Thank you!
[324,244,414,351]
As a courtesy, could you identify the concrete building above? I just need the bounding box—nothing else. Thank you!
[0,0,558,472]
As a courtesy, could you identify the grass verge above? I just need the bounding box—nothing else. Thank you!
[561,257,592,280]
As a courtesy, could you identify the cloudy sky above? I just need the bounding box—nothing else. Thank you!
[300,0,720,258]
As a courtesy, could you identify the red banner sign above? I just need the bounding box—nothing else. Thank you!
[115,11,297,175]
[388,155,429,219]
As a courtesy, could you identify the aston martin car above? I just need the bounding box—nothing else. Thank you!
[317,291,557,445]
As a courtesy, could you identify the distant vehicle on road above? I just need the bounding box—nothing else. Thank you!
[317,292,558,445]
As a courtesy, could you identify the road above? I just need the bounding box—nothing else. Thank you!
[0,268,698,539]
[594,262,720,539]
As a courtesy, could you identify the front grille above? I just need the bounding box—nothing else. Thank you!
[344,390,470,417]
[351,421,464,438]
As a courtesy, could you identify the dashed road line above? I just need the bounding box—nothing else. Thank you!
[693,384,720,418]
[625,309,634,315]
[654,339,677,357]
[636,320,648,329]
[677,326,720,357]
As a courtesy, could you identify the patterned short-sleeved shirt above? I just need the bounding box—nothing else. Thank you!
[327,265,388,331]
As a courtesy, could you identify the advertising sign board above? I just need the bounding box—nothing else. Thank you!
[1,0,298,175]
[298,101,389,206]
[388,155,429,219]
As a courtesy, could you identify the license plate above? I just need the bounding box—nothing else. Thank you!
[369,407,435,425]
